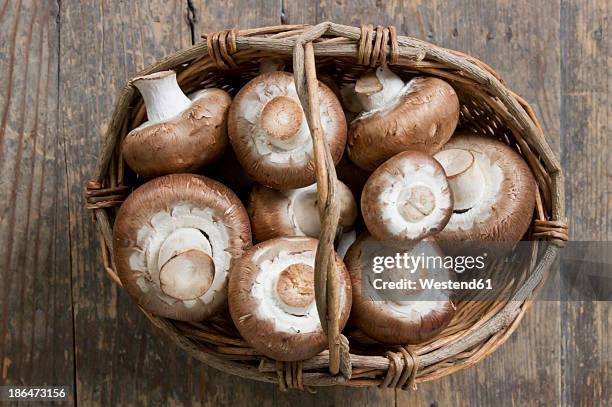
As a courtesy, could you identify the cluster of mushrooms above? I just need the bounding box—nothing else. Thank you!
[112,63,536,362]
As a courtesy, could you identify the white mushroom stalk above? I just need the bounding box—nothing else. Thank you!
[258,95,310,151]
[132,71,192,125]
[434,148,486,211]
[354,66,406,112]
[157,228,214,300]
[434,146,505,231]
[287,184,322,236]
[336,230,357,259]
[340,83,363,113]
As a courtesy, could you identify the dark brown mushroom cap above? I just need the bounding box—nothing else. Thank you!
[228,71,347,189]
[228,237,352,361]
[361,150,453,242]
[345,234,456,345]
[123,87,232,178]
[247,181,357,243]
[434,133,536,242]
[348,76,460,171]
[113,174,252,321]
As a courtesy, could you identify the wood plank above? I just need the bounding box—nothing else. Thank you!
[59,1,203,405]
[284,1,563,406]
[0,0,74,404]
[560,0,610,405]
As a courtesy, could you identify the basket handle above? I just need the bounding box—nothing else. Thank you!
[292,23,351,378]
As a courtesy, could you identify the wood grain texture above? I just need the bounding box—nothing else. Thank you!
[59,1,201,405]
[560,0,610,405]
[0,1,74,405]
[0,0,607,406]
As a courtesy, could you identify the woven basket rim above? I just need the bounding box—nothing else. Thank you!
[87,22,567,390]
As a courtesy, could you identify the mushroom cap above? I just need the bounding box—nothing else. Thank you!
[361,150,453,242]
[247,181,357,243]
[228,71,347,189]
[123,86,232,177]
[434,133,536,242]
[228,237,352,361]
[348,76,460,171]
[345,234,456,344]
[113,174,252,321]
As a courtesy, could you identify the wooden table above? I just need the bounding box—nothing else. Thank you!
[0,1,609,405]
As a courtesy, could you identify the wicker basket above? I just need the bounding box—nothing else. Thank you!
[86,23,568,390]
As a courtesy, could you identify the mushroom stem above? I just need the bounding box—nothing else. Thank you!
[259,96,307,150]
[132,71,192,124]
[355,66,405,111]
[397,185,436,222]
[434,149,485,211]
[156,227,216,300]
[159,250,215,300]
[275,263,315,316]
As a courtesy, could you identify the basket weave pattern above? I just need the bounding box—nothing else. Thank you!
[86,23,568,390]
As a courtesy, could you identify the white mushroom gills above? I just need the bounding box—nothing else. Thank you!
[132,71,192,125]
[373,159,452,239]
[434,149,486,212]
[354,66,405,112]
[130,204,232,307]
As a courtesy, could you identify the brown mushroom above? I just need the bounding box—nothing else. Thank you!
[228,237,352,361]
[247,181,357,243]
[361,150,453,242]
[345,234,456,344]
[228,71,347,189]
[113,174,252,321]
[433,133,536,242]
[347,67,460,171]
[123,70,232,177]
